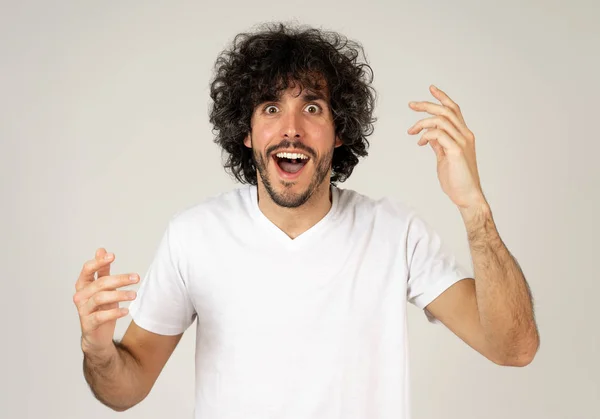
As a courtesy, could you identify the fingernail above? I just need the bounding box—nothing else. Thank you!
[130,274,138,282]
[104,253,112,260]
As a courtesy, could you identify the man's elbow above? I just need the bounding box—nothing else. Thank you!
[95,391,147,413]
[498,352,535,367]
[495,336,540,367]
[105,398,144,413]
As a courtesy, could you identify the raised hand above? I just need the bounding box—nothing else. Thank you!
[407,85,487,211]
[73,248,139,354]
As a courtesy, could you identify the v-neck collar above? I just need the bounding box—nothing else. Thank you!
[248,184,340,250]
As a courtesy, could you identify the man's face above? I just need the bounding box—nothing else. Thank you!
[244,82,342,208]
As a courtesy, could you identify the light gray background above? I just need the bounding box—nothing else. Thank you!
[2,1,598,418]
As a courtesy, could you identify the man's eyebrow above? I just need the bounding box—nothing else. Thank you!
[301,91,328,102]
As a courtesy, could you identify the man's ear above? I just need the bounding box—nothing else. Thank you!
[334,136,343,148]
[244,134,251,148]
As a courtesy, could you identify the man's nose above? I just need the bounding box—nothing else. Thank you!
[281,111,304,138]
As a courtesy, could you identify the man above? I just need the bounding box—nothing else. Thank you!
[73,22,539,418]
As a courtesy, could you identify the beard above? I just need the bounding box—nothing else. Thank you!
[253,145,334,208]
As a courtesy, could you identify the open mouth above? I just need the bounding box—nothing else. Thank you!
[272,153,310,179]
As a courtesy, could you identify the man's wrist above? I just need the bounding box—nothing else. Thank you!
[82,340,118,365]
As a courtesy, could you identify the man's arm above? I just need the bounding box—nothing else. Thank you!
[425,203,540,367]
[83,320,183,411]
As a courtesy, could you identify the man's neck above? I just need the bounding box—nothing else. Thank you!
[256,183,333,240]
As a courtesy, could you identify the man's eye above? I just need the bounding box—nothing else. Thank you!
[306,104,321,113]
[264,105,278,114]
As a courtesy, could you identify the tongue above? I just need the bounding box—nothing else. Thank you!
[279,159,306,174]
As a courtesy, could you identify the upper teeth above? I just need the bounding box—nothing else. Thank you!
[276,152,309,160]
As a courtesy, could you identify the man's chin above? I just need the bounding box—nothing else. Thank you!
[268,184,312,208]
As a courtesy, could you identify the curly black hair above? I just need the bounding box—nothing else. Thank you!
[208,22,377,186]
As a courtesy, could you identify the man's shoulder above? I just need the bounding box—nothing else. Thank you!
[169,185,252,229]
[338,187,415,222]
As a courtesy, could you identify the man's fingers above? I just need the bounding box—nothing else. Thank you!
[429,85,466,123]
[79,289,137,316]
[96,248,112,282]
[74,248,114,292]
[83,307,130,332]
[74,273,139,305]
[408,116,467,148]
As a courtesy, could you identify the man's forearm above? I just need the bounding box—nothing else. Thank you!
[460,203,540,366]
[83,340,146,411]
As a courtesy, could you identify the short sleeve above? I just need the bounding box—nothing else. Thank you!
[405,212,472,324]
[128,219,197,335]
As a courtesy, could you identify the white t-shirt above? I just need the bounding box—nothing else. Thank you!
[128,184,472,419]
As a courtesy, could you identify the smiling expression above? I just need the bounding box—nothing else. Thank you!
[244,81,343,208]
